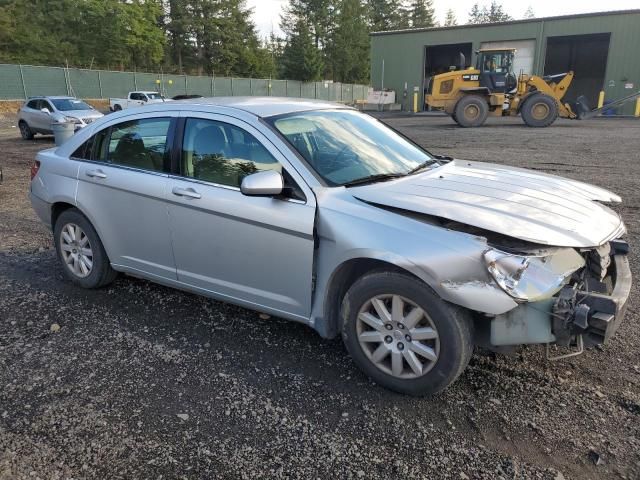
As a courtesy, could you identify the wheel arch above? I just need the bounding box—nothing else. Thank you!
[316,257,426,339]
[50,201,115,265]
[51,201,76,229]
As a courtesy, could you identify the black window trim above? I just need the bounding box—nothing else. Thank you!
[69,116,176,176]
[170,115,307,203]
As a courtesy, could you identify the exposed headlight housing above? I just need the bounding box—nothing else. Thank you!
[64,116,82,124]
[484,248,585,302]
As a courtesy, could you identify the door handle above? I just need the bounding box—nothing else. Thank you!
[172,186,201,199]
[86,169,107,179]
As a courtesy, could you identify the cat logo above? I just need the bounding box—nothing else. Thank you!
[462,74,479,81]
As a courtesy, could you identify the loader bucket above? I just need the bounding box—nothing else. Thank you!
[572,95,591,120]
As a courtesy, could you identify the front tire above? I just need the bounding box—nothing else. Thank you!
[341,271,473,396]
[453,95,489,127]
[521,93,558,127]
[54,209,117,288]
[19,121,34,140]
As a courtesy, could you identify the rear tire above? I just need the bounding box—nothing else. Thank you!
[54,209,118,289]
[453,95,489,128]
[113,104,122,112]
[521,93,558,127]
[19,121,34,140]
[341,271,474,396]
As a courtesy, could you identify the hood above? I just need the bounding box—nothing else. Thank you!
[63,110,104,120]
[350,160,624,248]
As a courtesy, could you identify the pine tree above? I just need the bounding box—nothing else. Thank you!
[367,0,405,32]
[468,1,512,24]
[523,6,535,19]
[280,0,333,50]
[328,0,369,83]
[444,8,457,26]
[468,3,485,24]
[487,1,512,22]
[407,0,436,28]
[281,20,324,81]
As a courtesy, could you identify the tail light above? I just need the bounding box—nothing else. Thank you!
[30,160,40,180]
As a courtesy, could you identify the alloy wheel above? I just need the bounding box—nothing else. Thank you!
[356,294,440,379]
[59,223,93,278]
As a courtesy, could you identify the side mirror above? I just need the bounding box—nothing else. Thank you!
[240,170,283,197]
[41,107,50,114]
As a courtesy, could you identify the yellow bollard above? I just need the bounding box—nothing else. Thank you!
[597,90,605,109]
[635,97,640,117]
[413,92,418,113]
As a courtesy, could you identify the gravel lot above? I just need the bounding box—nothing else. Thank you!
[1,113,639,479]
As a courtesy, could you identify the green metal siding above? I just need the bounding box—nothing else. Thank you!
[371,10,640,114]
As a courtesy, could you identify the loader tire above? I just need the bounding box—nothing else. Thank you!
[521,93,558,127]
[453,95,489,128]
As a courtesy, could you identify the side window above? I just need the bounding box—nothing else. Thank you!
[181,118,281,188]
[40,100,53,112]
[129,93,139,101]
[70,128,109,161]
[26,100,39,109]
[71,138,92,160]
[104,118,171,172]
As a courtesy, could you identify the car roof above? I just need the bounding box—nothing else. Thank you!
[28,96,76,100]
[169,96,352,118]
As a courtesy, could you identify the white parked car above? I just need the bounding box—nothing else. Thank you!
[109,91,169,111]
[18,96,104,139]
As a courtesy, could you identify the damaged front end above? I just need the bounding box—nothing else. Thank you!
[485,239,631,355]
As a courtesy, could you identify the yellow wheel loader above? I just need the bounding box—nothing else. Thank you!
[426,48,577,128]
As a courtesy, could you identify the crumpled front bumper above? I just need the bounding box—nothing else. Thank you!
[489,243,632,348]
[558,251,632,346]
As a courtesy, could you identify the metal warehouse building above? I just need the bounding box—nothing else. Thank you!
[370,9,640,114]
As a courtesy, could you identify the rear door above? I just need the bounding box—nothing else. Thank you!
[166,113,316,319]
[75,112,178,280]
[21,99,40,128]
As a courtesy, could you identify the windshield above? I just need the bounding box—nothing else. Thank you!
[51,99,93,111]
[270,110,436,186]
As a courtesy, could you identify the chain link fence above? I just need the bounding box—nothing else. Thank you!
[0,64,370,102]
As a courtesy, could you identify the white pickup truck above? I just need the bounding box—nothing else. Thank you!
[109,91,169,111]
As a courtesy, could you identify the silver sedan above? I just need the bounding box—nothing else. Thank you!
[29,98,631,395]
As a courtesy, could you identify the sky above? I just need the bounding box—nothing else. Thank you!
[246,0,639,37]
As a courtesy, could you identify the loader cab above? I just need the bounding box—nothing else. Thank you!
[476,49,517,93]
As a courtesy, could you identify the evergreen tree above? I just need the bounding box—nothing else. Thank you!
[468,3,485,24]
[280,0,333,50]
[164,0,191,73]
[468,1,512,24]
[281,20,324,81]
[444,8,457,26]
[487,1,512,22]
[407,0,436,28]
[523,6,535,19]
[367,0,405,32]
[328,0,369,83]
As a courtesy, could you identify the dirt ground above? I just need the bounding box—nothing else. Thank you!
[0,113,639,479]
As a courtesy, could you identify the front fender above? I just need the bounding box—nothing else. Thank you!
[309,191,518,337]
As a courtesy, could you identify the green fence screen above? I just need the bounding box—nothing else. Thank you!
[0,64,370,102]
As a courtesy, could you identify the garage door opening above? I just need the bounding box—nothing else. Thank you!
[544,33,610,110]
[424,43,472,110]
